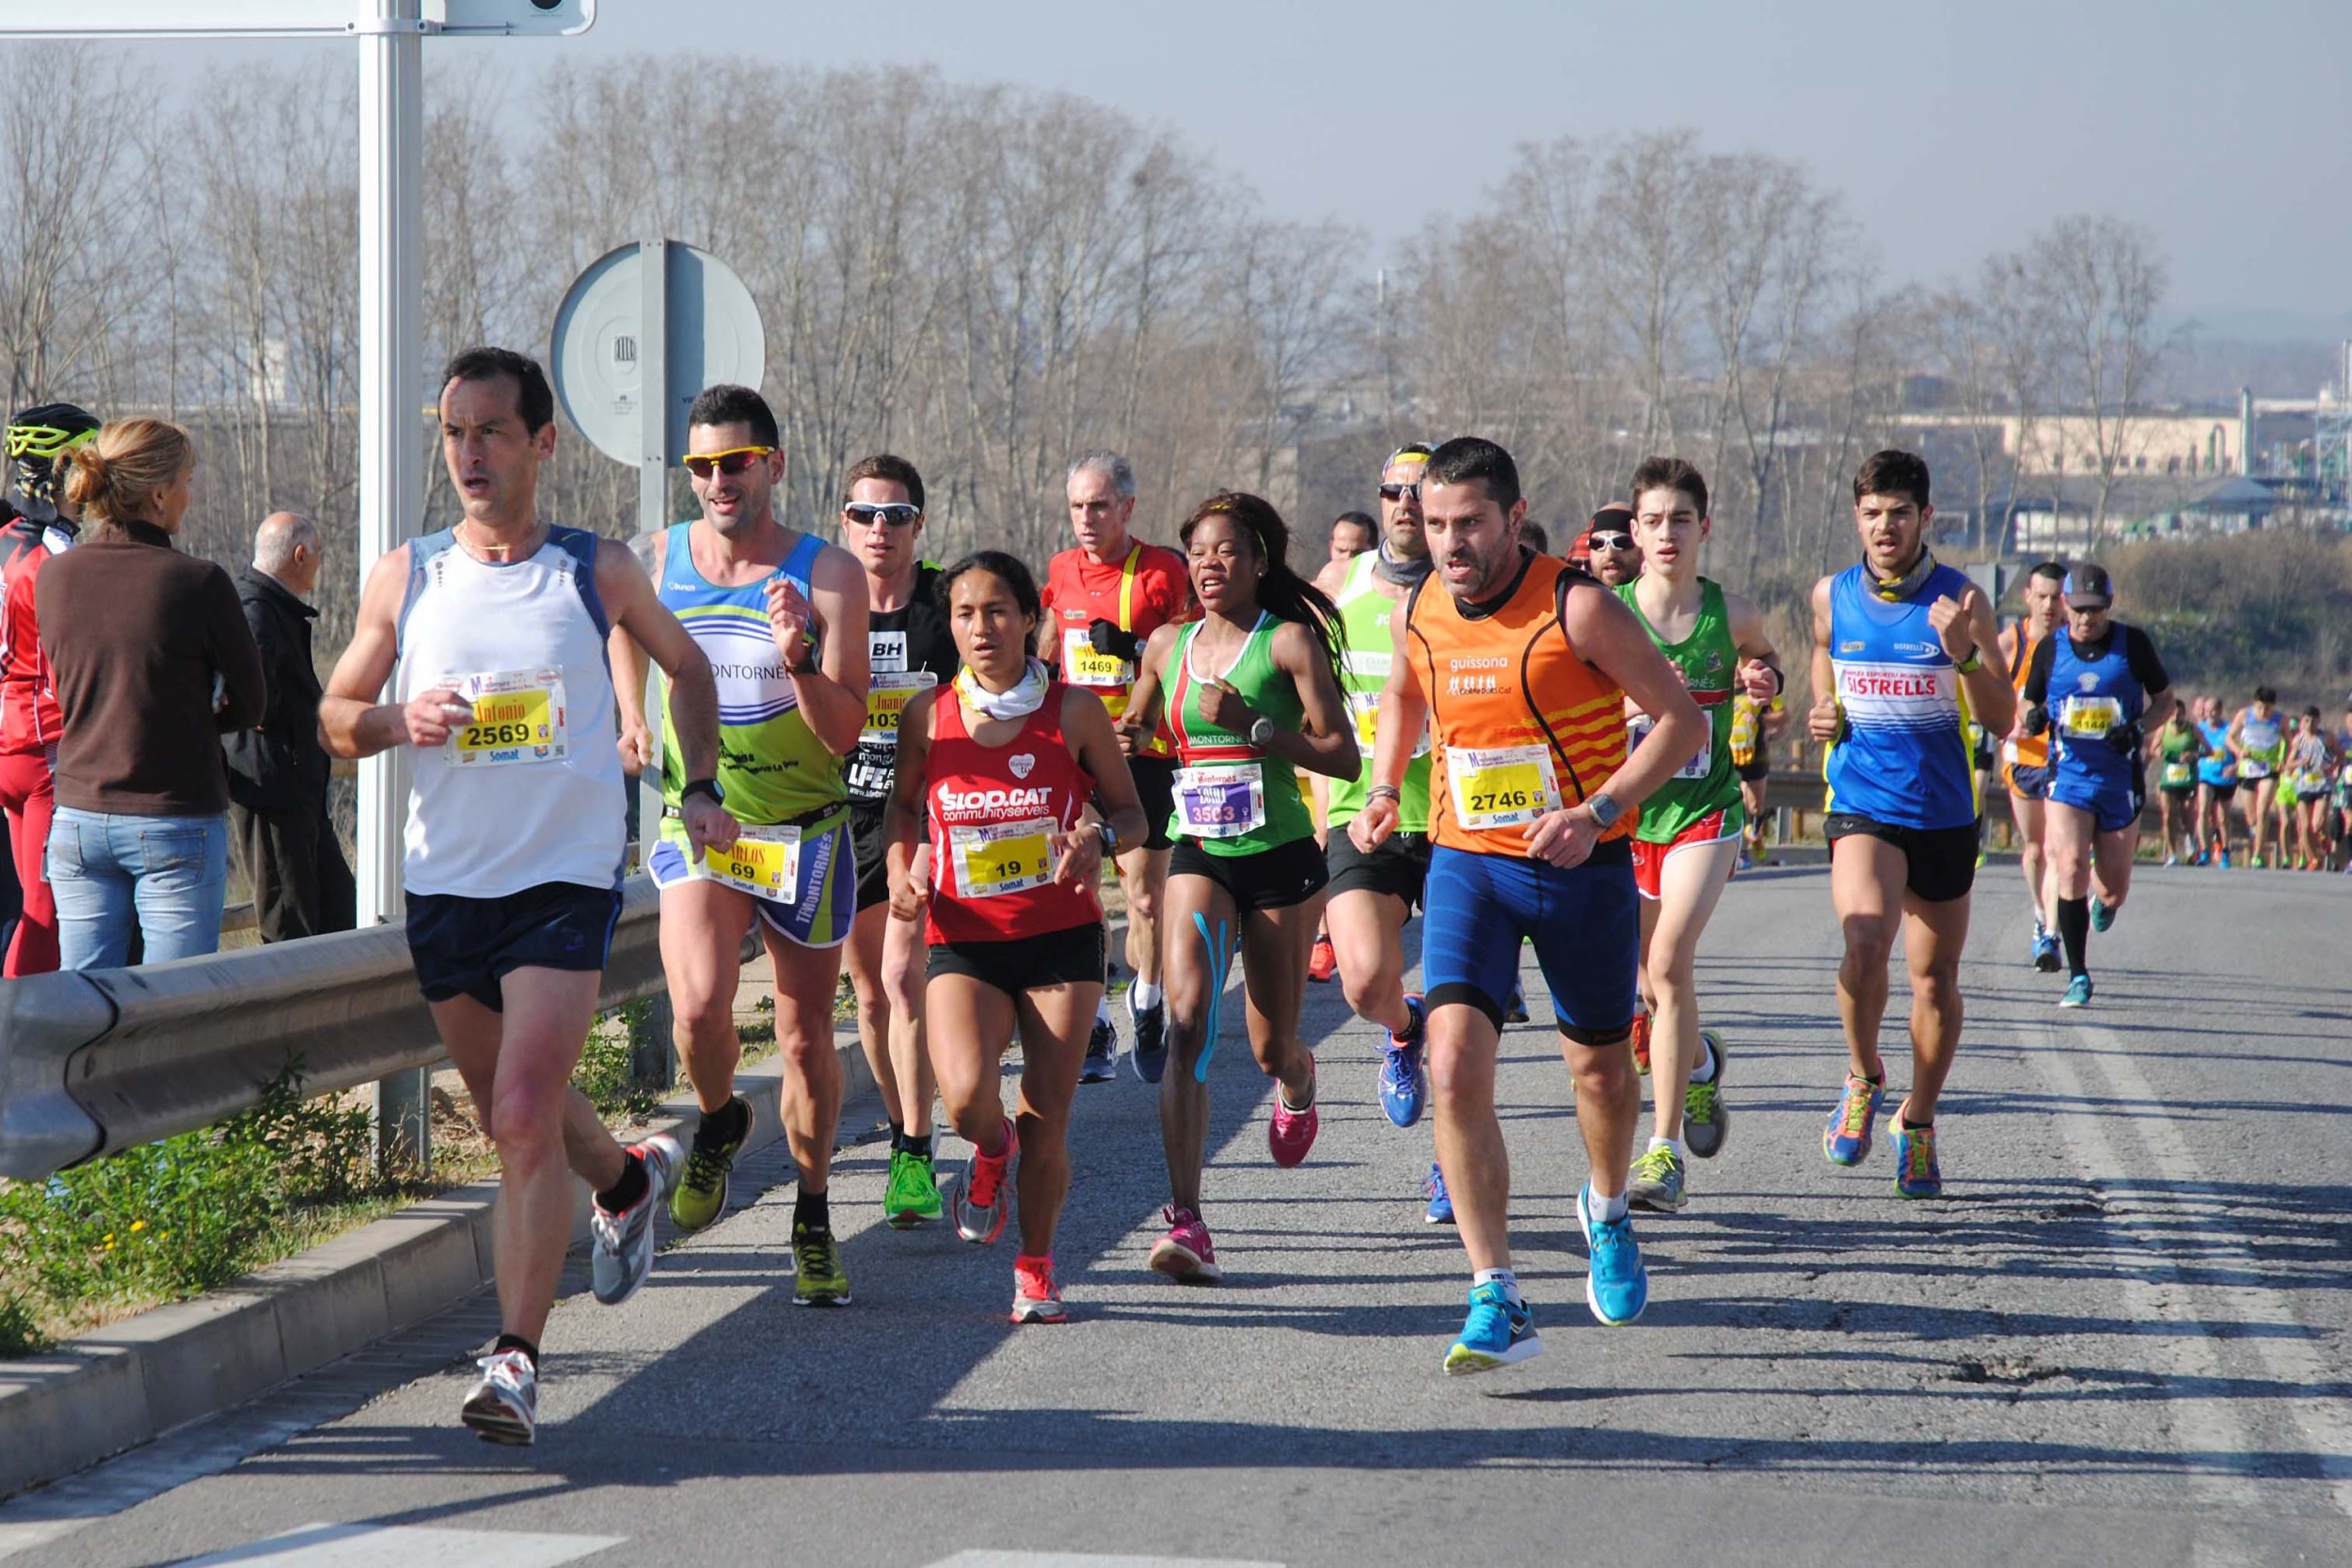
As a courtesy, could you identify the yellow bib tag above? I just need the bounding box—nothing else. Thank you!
[952,816,1057,899]
[864,671,937,743]
[2062,696,2122,737]
[1446,743,1560,831]
[699,824,801,900]
[447,668,568,767]
[1061,626,1133,690]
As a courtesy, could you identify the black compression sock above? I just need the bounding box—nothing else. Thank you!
[894,1128,931,1159]
[596,1152,648,1213]
[794,1186,831,1234]
[1901,1115,1933,1130]
[694,1097,748,1150]
[493,1332,539,1368]
[2057,896,2090,977]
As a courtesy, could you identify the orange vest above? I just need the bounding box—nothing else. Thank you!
[2008,629,2048,769]
[1407,553,1632,856]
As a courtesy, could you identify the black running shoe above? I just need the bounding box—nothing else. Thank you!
[1080,1015,1119,1082]
[1130,995,1168,1084]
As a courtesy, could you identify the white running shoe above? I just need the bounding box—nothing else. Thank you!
[591,1133,681,1307]
[460,1348,537,1445]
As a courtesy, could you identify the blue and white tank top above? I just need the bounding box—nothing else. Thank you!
[1823,562,1978,831]
[2046,626,2147,784]
[396,525,624,897]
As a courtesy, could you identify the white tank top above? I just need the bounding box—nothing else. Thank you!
[395,524,625,898]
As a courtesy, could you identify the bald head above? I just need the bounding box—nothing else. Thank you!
[253,511,320,595]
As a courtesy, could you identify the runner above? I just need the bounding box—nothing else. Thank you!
[0,402,98,976]
[1614,458,1783,1214]
[1041,451,1196,1082]
[1728,689,1785,868]
[1327,510,1376,563]
[2194,695,2239,866]
[2150,703,2200,865]
[2331,699,2352,873]
[836,453,959,1228]
[1582,502,1642,588]
[2229,687,2287,868]
[1359,436,1706,1373]
[2016,562,2171,1007]
[319,347,723,1443]
[1314,444,1446,1215]
[1120,490,1355,1283]
[882,551,1148,1323]
[1807,450,2012,1197]
[612,384,869,1307]
[2282,706,2334,871]
[1996,562,2065,969]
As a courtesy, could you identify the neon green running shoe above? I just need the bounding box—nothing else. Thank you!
[669,1097,753,1233]
[884,1148,944,1229]
[792,1221,852,1307]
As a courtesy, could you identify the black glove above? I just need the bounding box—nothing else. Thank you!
[2021,702,2049,737]
[2106,720,2142,755]
[1087,618,1142,662]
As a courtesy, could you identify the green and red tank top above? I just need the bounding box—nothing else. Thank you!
[1164,612,1313,856]
[1616,576,1743,843]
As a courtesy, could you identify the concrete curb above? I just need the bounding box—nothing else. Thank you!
[0,1024,873,1501]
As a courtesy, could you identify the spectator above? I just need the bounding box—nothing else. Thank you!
[1327,509,1375,562]
[36,418,263,969]
[225,512,354,942]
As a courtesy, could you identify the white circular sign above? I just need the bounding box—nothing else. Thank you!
[549,240,766,467]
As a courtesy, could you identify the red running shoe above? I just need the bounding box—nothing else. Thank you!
[1308,931,1337,983]
[1268,1053,1319,1167]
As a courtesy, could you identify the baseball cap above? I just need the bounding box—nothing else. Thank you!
[2062,563,2113,609]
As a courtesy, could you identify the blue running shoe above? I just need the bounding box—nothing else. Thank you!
[1577,1185,1649,1326]
[1893,1120,1942,1198]
[2218,849,2232,869]
[1442,1281,1542,1375]
[1377,995,1427,1128]
[2032,931,2061,973]
[2060,974,2094,1008]
[1823,1073,1882,1166]
[1423,1161,1454,1226]
[2090,895,2114,933]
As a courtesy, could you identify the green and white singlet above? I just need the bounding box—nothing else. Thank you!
[1617,576,1744,844]
[1325,549,1431,832]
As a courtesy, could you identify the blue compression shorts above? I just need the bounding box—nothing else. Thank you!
[1421,839,1638,1042]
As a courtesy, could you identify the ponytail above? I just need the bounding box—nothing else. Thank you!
[1179,491,1345,695]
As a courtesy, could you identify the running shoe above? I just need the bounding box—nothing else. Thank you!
[2195,849,2209,866]
[1309,931,1337,983]
[1823,1072,1882,1166]
[1129,993,1168,1084]
[1503,979,1530,1024]
[2218,849,2233,868]
[792,1221,851,1307]
[460,1348,537,1446]
[2059,974,2094,1009]
[1630,1008,1653,1076]
[1148,1204,1221,1282]
[2090,895,2114,933]
[2032,931,2061,973]
[1423,1161,1454,1225]
[1893,1120,1942,1199]
[1684,1030,1729,1159]
[1010,1254,1068,1324]
[1576,1184,1650,1326]
[1442,1281,1543,1375]
[948,1120,1018,1244]
[2161,852,2178,867]
[1080,1014,1119,1083]
[884,1147,943,1229]
[1628,1143,1686,1213]
[1737,846,1754,872]
[670,1097,752,1233]
[1377,995,1428,1129]
[1268,1053,1319,1167]
[590,1132,681,1307]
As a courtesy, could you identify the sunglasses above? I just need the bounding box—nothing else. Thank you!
[1377,482,1421,502]
[1589,531,1636,551]
[843,501,922,529]
[683,445,775,479]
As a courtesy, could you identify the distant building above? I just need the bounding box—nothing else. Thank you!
[1994,473,2283,553]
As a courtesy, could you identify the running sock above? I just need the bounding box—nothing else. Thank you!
[695,1096,749,1150]
[596,1152,648,1214]
[1471,1267,1523,1307]
[1587,1187,1631,1224]
[892,1127,931,1160]
[793,1186,831,1234]
[492,1332,539,1368]
[1689,1036,1718,1084]
[1133,980,1163,1012]
[1901,1115,1933,1130]
[1648,1135,1689,1166]
[2057,895,2090,977]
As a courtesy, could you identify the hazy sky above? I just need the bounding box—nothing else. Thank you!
[119,0,2352,337]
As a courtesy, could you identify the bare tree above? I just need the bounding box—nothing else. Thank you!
[2026,214,2172,547]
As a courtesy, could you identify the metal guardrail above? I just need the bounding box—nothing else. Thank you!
[0,874,673,1183]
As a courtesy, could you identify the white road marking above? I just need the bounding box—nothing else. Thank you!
[0,1521,81,1560]
[928,1555,1284,1568]
[170,1523,622,1566]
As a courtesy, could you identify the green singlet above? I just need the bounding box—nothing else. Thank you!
[1617,576,1744,844]
[1326,550,1431,832]
[2157,721,2198,791]
[1164,612,1314,855]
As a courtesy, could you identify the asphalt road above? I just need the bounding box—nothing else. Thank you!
[6,860,2349,1567]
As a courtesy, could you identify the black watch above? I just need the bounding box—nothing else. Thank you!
[682,778,725,807]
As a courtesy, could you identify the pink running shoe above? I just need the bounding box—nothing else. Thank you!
[1148,1204,1222,1283]
[1268,1053,1319,1168]
[1011,1254,1068,1323]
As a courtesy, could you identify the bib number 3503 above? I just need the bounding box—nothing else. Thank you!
[1447,743,1560,831]
[1174,764,1266,839]
[446,669,568,767]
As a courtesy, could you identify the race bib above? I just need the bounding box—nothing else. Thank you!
[1062,627,1133,689]
[445,669,567,767]
[2161,759,2192,788]
[864,670,937,743]
[697,824,801,901]
[2062,695,2123,737]
[1628,713,1709,781]
[1174,764,1266,840]
[2240,756,2274,780]
[951,816,1057,899]
[1446,744,1559,831]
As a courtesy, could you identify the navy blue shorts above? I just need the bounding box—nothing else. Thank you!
[405,880,622,1011]
[2049,768,2142,834]
[1421,839,1637,1042]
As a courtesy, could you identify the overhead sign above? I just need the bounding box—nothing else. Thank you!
[0,0,594,37]
[549,240,767,469]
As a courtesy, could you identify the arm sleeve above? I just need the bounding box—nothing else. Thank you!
[2021,634,2056,706]
[209,567,268,732]
[2123,625,2169,697]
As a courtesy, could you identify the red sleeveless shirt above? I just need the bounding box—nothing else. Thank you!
[924,681,1103,944]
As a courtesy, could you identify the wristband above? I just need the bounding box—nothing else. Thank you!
[1367,784,1402,805]
[1767,663,1786,697]
[682,778,724,807]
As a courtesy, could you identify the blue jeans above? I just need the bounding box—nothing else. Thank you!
[46,807,230,971]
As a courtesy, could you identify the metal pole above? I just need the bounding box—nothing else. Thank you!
[631,236,676,1090]
[360,0,430,1172]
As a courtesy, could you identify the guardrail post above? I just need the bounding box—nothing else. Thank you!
[632,992,676,1091]
[374,1067,431,1176]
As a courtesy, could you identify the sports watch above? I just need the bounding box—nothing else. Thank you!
[1585,791,1622,831]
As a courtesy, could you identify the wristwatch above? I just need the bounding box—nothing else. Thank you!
[789,635,819,675]
[1954,647,1982,675]
[1248,715,1277,747]
[1586,791,1622,831]
[682,778,725,807]
[1096,819,1120,857]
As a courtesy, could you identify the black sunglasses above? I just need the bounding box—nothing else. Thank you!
[1589,531,1636,551]
[843,501,922,529]
[1377,482,1421,502]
